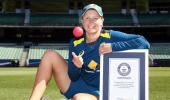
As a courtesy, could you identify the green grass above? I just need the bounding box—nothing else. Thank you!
[0,67,170,100]
[149,67,170,100]
[0,67,65,100]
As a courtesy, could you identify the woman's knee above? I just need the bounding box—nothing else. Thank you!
[43,50,67,72]
[39,50,63,69]
[72,93,98,100]
[42,50,61,62]
[44,50,60,58]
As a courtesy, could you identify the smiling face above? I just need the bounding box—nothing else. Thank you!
[81,9,104,36]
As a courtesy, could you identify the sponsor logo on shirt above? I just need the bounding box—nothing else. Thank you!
[88,60,98,70]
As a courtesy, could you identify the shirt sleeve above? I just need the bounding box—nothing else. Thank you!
[68,40,81,81]
[110,30,150,51]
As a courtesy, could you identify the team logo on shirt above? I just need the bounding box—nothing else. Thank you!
[78,50,85,56]
[88,60,98,70]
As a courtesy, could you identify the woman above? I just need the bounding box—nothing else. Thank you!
[29,4,150,100]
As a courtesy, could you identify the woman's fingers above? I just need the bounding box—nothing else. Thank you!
[99,43,112,55]
[72,52,78,58]
[72,52,84,68]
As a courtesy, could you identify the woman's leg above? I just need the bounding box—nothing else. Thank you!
[72,93,98,100]
[29,50,71,100]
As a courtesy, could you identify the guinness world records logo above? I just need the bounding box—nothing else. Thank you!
[117,63,131,76]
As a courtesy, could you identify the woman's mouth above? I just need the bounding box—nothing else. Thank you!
[88,24,96,29]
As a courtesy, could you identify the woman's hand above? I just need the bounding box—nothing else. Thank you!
[72,52,84,68]
[99,43,112,55]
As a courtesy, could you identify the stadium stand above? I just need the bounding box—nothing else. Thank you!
[0,45,23,66]
[149,0,170,13]
[29,13,79,26]
[0,13,25,25]
[0,0,170,67]
[104,13,133,26]
[149,43,170,66]
[137,13,170,25]
[1,11,169,27]
[27,44,69,66]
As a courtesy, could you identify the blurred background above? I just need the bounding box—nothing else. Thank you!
[0,0,170,67]
[0,0,170,100]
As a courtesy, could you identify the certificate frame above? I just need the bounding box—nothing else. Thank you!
[100,49,148,100]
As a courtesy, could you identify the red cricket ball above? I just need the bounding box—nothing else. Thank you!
[73,26,83,38]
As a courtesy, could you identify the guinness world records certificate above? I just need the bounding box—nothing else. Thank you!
[100,49,148,100]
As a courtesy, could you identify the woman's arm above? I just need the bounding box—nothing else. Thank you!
[68,40,81,81]
[110,30,150,51]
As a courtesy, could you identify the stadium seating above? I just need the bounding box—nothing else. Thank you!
[29,13,134,26]
[0,46,23,59]
[104,13,133,26]
[1,12,169,26]
[27,44,69,66]
[0,45,23,66]
[0,1,170,67]
[29,13,79,26]
[0,13,25,25]
[149,43,170,66]
[137,13,170,25]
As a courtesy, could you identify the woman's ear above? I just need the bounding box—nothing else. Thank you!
[100,17,104,27]
[102,17,104,22]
